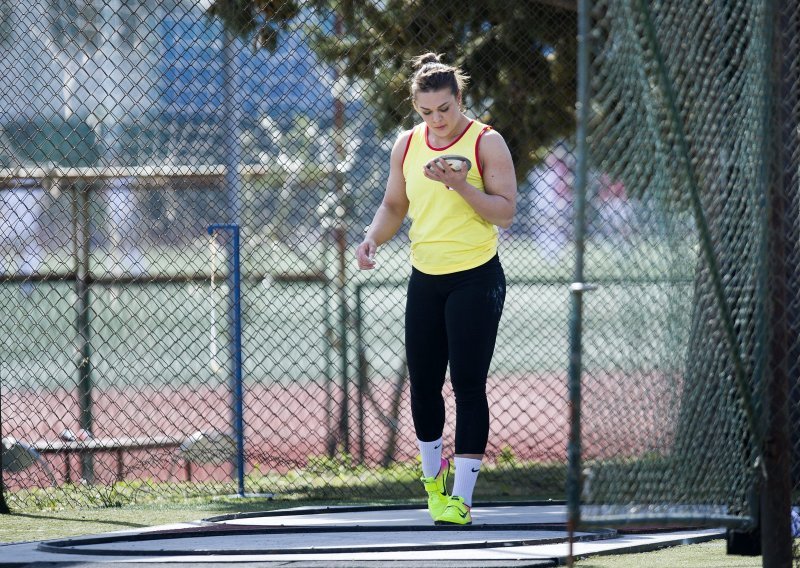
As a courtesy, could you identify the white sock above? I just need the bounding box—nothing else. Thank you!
[452,457,482,506]
[418,437,443,478]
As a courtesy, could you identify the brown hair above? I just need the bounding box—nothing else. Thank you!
[409,52,469,101]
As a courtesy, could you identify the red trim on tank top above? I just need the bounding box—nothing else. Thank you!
[425,120,475,151]
[475,125,492,177]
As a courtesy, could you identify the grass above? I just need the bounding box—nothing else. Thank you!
[0,459,566,541]
[2,457,567,510]
[575,540,762,567]
[2,235,697,391]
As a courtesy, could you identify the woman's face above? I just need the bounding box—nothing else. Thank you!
[414,89,463,139]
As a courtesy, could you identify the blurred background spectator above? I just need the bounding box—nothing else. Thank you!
[528,144,574,262]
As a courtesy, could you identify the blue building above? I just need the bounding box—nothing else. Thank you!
[0,0,338,169]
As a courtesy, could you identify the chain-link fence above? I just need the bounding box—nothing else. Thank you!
[2,1,800,565]
[0,0,579,510]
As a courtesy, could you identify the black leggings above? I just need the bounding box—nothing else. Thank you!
[405,255,506,455]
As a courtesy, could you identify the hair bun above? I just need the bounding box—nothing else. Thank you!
[412,52,442,70]
[408,52,467,99]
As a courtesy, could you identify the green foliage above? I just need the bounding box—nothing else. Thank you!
[316,0,577,178]
[207,0,577,179]
[496,444,518,467]
[306,447,356,473]
[3,116,101,167]
[207,0,303,50]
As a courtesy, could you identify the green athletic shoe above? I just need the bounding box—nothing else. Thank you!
[434,495,472,525]
[421,458,450,521]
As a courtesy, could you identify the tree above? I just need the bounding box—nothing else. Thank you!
[207,0,577,179]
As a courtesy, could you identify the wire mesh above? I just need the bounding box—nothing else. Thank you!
[781,0,800,564]
[0,0,578,509]
[3,4,800,564]
[578,0,772,528]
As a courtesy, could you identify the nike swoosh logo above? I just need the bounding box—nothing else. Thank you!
[458,510,469,518]
[433,444,441,449]
[471,467,480,472]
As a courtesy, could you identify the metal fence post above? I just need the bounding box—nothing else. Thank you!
[355,284,365,464]
[759,0,794,563]
[0,376,9,514]
[567,0,591,563]
[74,181,94,483]
[208,224,245,498]
[222,28,243,226]
[331,10,351,458]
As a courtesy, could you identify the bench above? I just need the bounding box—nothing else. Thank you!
[31,435,185,483]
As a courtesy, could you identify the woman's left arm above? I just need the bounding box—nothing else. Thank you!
[425,130,517,228]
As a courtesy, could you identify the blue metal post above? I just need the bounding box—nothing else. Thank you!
[208,223,245,498]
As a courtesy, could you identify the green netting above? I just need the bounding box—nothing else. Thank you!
[577,0,771,526]
[786,0,800,562]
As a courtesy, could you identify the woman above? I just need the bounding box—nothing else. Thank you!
[356,53,517,525]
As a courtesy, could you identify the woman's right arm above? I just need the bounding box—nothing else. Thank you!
[356,130,412,270]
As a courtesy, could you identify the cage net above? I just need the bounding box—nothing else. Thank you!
[579,0,776,528]
[0,1,580,509]
[783,0,800,563]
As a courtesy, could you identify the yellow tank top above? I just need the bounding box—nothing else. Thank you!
[402,119,498,275]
